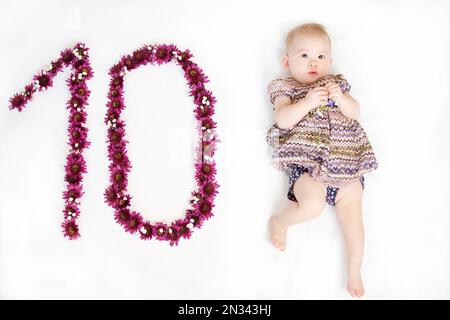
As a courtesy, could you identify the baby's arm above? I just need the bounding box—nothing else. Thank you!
[274,87,328,129]
[327,83,360,120]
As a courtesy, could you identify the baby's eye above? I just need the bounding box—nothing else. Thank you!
[318,54,325,59]
[301,53,308,58]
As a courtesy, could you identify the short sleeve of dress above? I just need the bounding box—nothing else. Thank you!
[267,78,293,106]
[336,74,351,93]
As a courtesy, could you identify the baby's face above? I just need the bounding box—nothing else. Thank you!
[283,34,332,84]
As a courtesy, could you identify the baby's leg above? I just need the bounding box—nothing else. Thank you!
[269,173,326,251]
[334,179,365,298]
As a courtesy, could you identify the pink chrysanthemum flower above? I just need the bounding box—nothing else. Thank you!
[186,211,204,229]
[200,118,217,131]
[65,153,87,182]
[50,59,63,74]
[109,62,125,77]
[75,61,93,81]
[33,72,53,91]
[9,93,26,111]
[108,144,129,167]
[107,98,125,113]
[184,63,208,85]
[139,221,153,240]
[195,162,216,178]
[194,105,215,120]
[167,224,181,246]
[124,212,142,234]
[154,222,168,241]
[122,55,138,71]
[71,84,90,101]
[105,110,120,124]
[175,218,192,240]
[62,220,80,240]
[114,209,131,226]
[132,47,150,65]
[68,125,90,151]
[24,84,35,101]
[196,199,214,220]
[153,44,173,65]
[110,76,124,90]
[108,86,123,101]
[189,82,205,100]
[108,127,126,144]
[114,191,131,210]
[177,49,193,63]
[104,185,119,207]
[193,89,216,106]
[63,184,83,204]
[66,96,84,110]
[70,109,87,125]
[63,203,80,220]
[61,49,76,65]
[200,180,220,201]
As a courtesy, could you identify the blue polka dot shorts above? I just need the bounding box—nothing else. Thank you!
[287,164,365,206]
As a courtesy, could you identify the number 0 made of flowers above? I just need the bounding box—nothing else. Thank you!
[8,43,92,240]
[104,44,219,246]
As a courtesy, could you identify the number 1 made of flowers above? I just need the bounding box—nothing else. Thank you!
[104,44,219,246]
[8,43,93,240]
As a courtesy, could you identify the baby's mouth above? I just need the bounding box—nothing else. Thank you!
[307,71,318,76]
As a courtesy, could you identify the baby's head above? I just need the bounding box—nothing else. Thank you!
[282,23,332,84]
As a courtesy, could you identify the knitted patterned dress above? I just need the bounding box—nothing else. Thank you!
[266,74,378,187]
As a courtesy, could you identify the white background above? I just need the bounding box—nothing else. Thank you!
[1,0,449,299]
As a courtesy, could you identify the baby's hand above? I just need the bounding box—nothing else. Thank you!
[303,87,329,111]
[326,83,344,105]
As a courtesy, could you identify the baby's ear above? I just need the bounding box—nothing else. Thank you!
[282,55,289,69]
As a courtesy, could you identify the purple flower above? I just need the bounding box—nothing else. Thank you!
[9,93,26,111]
[68,125,90,151]
[104,185,119,206]
[70,109,87,125]
[175,218,192,240]
[200,180,220,201]
[63,184,84,204]
[153,44,174,65]
[114,191,131,210]
[61,49,76,65]
[124,212,142,234]
[139,221,153,240]
[33,72,53,91]
[154,222,168,241]
[64,153,86,184]
[114,209,131,226]
[62,220,80,240]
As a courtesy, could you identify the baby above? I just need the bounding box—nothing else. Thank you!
[267,23,378,298]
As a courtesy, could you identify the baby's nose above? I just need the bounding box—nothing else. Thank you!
[309,60,318,67]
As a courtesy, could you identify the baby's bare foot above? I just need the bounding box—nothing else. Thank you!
[347,271,365,298]
[269,216,287,251]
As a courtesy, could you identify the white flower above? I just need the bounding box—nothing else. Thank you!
[76,107,81,112]
[67,216,72,220]
[140,226,147,234]
[69,197,73,202]
[187,223,194,229]
[168,228,173,234]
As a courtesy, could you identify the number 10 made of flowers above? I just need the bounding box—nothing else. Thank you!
[8,43,219,246]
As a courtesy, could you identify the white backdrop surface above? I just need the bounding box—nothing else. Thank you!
[0,0,449,299]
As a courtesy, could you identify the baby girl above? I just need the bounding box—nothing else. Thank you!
[266,23,378,298]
